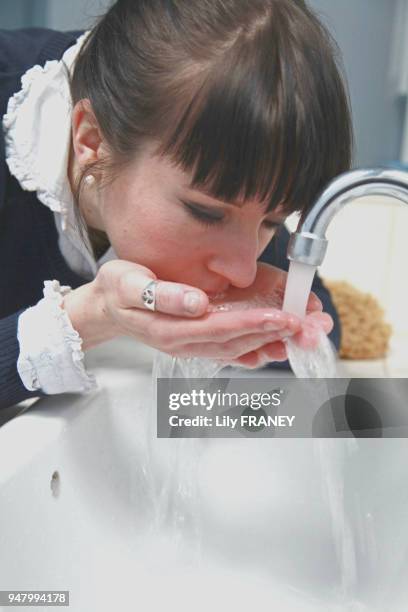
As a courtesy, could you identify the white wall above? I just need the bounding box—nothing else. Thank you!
[309,0,402,167]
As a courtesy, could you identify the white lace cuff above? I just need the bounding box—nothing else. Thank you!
[17,280,97,395]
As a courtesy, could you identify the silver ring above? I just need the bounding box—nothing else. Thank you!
[141,279,158,311]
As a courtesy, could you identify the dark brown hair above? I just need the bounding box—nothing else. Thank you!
[69,0,353,248]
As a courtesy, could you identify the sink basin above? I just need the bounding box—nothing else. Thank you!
[0,338,407,611]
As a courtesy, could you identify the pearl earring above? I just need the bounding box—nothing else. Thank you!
[84,174,96,186]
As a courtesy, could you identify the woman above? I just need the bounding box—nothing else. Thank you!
[0,0,352,410]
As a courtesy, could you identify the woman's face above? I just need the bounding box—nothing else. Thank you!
[85,145,287,296]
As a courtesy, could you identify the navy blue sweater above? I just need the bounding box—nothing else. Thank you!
[0,27,341,411]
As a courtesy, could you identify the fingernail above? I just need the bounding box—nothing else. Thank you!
[264,322,281,331]
[287,315,301,329]
[184,291,201,314]
[264,311,284,321]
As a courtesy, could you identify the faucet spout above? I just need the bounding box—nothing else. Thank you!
[288,168,408,266]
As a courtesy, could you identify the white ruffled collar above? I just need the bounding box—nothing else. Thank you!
[2,31,117,279]
[2,32,90,229]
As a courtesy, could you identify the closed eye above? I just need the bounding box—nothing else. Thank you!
[182,199,283,231]
[182,201,224,226]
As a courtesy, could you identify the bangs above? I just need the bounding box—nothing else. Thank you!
[156,2,352,217]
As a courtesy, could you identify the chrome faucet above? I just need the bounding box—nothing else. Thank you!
[287,168,408,267]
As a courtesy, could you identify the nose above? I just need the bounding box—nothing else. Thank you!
[206,235,259,289]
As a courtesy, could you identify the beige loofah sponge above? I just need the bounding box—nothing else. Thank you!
[323,279,393,360]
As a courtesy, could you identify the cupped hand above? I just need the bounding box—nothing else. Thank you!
[210,262,334,369]
[64,260,303,361]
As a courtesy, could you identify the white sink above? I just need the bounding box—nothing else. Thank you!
[0,338,407,611]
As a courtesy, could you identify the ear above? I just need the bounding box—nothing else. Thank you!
[71,99,108,168]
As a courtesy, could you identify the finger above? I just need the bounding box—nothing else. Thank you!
[261,340,289,361]
[180,309,301,344]
[305,311,333,334]
[124,308,302,347]
[306,291,323,312]
[290,327,320,350]
[290,314,333,350]
[121,272,209,317]
[154,281,209,317]
[228,340,288,369]
[176,328,296,360]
